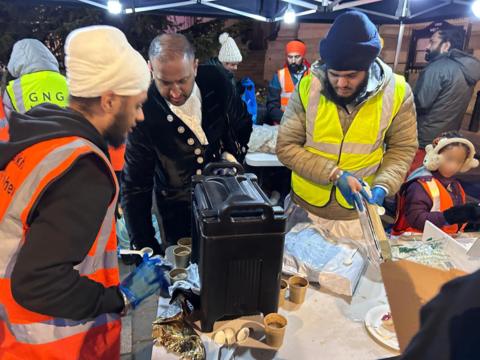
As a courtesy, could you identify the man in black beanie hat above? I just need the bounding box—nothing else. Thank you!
[276,10,418,240]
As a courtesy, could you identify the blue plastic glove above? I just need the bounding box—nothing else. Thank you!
[119,255,169,309]
[368,186,387,206]
[335,171,371,212]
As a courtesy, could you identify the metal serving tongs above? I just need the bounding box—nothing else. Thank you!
[354,190,392,265]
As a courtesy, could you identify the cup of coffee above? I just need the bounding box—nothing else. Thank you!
[177,237,192,248]
[279,279,288,307]
[288,275,309,304]
[173,245,191,268]
[168,268,188,284]
[263,313,287,348]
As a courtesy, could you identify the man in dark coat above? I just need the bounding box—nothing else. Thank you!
[121,34,252,254]
[411,27,480,170]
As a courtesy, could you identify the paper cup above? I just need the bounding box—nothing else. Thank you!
[288,276,309,304]
[168,268,188,284]
[173,245,191,268]
[264,313,287,348]
[279,279,288,307]
[177,237,192,248]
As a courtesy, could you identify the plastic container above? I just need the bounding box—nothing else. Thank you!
[191,168,286,332]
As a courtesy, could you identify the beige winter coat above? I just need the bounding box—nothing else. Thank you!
[276,59,418,220]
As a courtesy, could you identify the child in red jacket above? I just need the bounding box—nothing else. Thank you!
[393,132,479,235]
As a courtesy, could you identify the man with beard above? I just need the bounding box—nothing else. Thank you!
[266,39,310,124]
[411,27,480,170]
[276,11,417,239]
[0,26,168,359]
[121,34,252,254]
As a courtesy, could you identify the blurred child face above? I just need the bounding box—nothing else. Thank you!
[438,145,468,178]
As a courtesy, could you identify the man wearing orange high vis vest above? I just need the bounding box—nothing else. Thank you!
[0,26,167,359]
[266,40,310,124]
[276,11,418,241]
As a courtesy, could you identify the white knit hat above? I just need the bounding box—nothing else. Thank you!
[218,33,242,63]
[65,25,151,98]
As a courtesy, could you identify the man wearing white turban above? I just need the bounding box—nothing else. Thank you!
[121,33,252,253]
[0,26,168,359]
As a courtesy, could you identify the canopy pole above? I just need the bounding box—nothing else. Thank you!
[393,0,409,72]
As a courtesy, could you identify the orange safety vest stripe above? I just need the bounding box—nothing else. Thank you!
[278,67,295,109]
[108,144,126,172]
[0,278,53,324]
[19,144,92,226]
[0,317,121,360]
[87,222,118,257]
[0,136,78,220]
[278,67,310,110]
[86,267,121,288]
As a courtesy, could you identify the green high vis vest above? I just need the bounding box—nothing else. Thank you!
[6,71,68,113]
[291,71,407,210]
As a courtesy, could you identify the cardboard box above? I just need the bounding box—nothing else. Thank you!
[380,221,480,352]
[380,259,466,351]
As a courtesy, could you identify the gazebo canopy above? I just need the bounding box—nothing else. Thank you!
[36,0,479,24]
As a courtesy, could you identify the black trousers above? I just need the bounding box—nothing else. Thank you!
[155,200,191,250]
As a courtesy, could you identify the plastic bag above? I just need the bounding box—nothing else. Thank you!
[246,124,278,153]
[282,226,366,296]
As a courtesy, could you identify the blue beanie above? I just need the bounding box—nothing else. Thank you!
[320,11,381,71]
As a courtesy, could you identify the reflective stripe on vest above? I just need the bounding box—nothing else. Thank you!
[0,137,120,358]
[6,71,68,113]
[278,67,295,111]
[291,71,407,209]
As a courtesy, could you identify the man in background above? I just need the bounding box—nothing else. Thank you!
[412,27,480,170]
[4,38,68,118]
[266,39,309,124]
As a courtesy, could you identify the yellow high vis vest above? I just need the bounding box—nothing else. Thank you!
[6,71,68,113]
[291,71,407,209]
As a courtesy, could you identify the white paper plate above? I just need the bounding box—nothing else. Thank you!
[364,304,400,351]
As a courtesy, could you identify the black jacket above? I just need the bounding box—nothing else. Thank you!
[400,269,480,359]
[414,49,480,148]
[205,57,240,93]
[121,65,252,249]
[0,104,124,320]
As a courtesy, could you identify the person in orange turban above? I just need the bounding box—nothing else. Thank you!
[266,39,310,125]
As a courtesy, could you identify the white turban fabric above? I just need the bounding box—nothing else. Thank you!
[65,25,150,98]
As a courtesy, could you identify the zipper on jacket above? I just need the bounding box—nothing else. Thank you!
[331,135,346,204]
[337,137,345,166]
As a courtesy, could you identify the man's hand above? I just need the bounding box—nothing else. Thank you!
[119,255,169,310]
[334,170,370,211]
[368,186,387,206]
